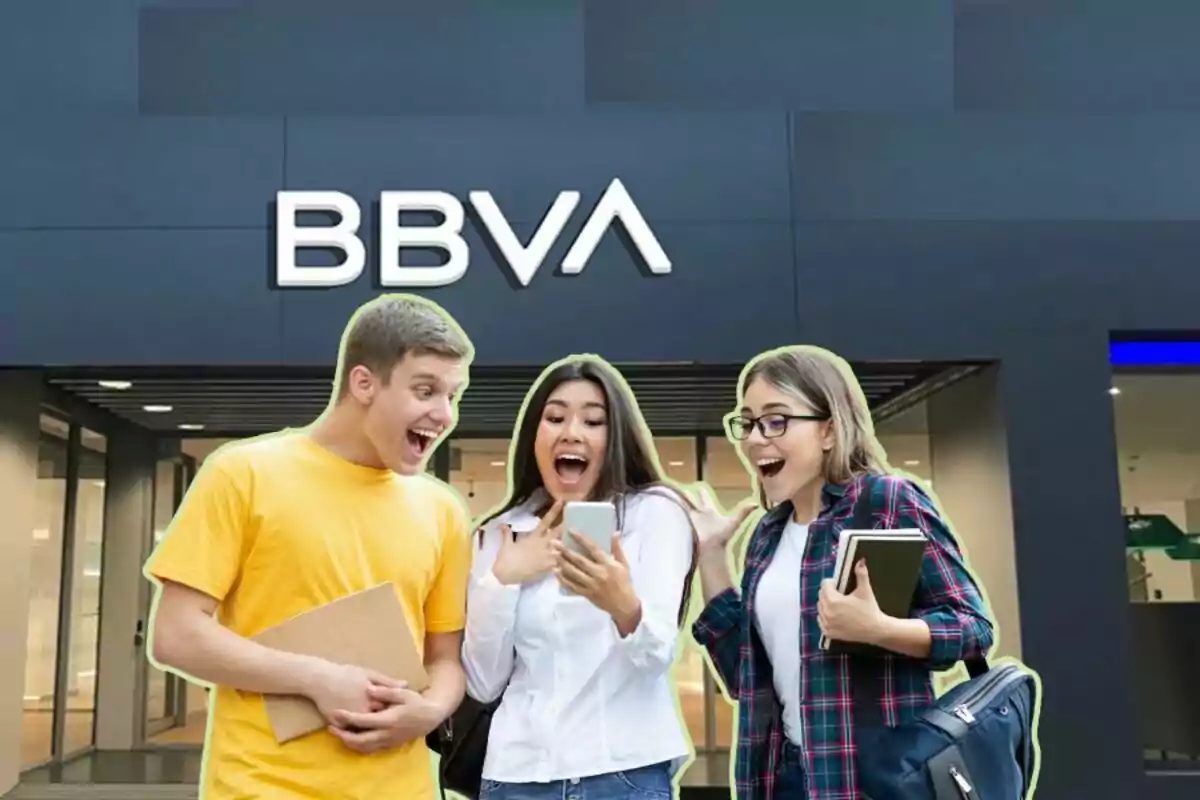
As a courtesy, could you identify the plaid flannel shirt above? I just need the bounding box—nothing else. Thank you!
[692,472,995,800]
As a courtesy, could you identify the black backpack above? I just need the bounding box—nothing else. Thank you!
[844,475,1041,800]
[428,488,698,799]
[425,689,498,800]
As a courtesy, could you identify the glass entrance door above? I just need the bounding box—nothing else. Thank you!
[21,416,109,770]
[140,454,203,744]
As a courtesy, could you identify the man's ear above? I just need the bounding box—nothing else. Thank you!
[346,364,377,404]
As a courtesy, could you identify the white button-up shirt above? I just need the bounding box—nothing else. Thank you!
[462,488,696,783]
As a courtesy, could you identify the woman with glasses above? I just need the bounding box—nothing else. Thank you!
[460,355,697,800]
[686,346,994,800]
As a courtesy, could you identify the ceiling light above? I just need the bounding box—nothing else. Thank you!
[489,460,505,467]
[903,460,920,466]
[178,423,205,431]
[668,460,685,467]
[92,480,105,489]
[143,404,173,413]
[1109,386,1121,396]
[98,380,131,390]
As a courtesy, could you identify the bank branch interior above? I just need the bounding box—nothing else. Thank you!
[4,350,1200,792]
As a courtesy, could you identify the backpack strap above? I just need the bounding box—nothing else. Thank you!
[844,473,989,731]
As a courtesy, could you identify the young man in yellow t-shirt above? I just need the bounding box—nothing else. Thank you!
[144,295,474,799]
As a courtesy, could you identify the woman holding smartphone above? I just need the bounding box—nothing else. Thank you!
[461,355,697,800]
[689,346,995,800]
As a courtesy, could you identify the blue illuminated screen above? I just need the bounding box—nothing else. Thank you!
[1110,341,1200,367]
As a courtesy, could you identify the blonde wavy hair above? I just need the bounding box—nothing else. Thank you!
[738,345,890,495]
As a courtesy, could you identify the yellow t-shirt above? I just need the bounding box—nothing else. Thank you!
[145,430,472,800]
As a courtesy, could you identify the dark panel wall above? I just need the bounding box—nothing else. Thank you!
[139,3,587,115]
[956,0,1200,111]
[584,0,954,109]
[1,118,283,227]
[791,114,1200,220]
[4,2,1200,796]
[793,221,1200,359]
[279,113,794,364]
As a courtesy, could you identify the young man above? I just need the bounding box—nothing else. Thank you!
[145,294,474,799]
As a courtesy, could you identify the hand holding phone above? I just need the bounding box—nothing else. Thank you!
[562,501,617,557]
[555,500,640,629]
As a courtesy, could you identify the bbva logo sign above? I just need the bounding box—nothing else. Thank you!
[274,178,671,288]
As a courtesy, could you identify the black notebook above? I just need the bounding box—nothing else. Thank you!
[819,527,928,655]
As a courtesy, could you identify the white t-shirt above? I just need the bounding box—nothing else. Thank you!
[753,519,809,747]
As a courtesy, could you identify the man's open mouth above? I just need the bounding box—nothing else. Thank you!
[406,428,439,455]
[554,453,589,483]
[757,457,785,479]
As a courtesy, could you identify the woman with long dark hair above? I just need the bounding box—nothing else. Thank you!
[461,355,697,800]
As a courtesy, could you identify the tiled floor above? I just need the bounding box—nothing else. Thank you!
[144,714,208,746]
[19,711,99,770]
[18,752,203,786]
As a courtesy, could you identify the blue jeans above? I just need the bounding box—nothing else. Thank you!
[777,741,808,796]
[479,762,674,799]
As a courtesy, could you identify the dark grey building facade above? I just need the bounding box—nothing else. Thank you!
[4,2,1200,799]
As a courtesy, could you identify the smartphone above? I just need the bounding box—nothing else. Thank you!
[562,500,617,558]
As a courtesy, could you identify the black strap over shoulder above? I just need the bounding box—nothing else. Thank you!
[844,474,988,729]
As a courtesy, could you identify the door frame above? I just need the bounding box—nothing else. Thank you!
[21,412,111,772]
[136,452,198,743]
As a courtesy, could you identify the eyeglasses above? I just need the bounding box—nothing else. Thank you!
[725,412,830,441]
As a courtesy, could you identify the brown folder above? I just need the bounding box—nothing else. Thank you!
[250,582,430,743]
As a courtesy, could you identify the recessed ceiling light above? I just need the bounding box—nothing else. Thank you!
[143,404,173,413]
[904,459,920,466]
[1109,386,1121,396]
[178,423,205,431]
[489,460,505,467]
[98,380,131,390]
[668,460,685,467]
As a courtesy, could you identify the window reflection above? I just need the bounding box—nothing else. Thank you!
[22,416,69,768]
[656,437,696,486]
[62,430,106,756]
[702,436,755,747]
[449,439,511,519]
[653,437,706,750]
[145,459,177,736]
[875,403,933,486]
[703,436,755,514]
[1113,373,1200,761]
[146,449,211,746]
